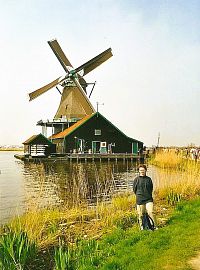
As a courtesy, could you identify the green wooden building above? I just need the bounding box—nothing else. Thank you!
[50,112,143,154]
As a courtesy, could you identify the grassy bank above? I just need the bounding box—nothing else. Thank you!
[83,197,200,270]
[0,194,138,269]
[6,193,137,248]
[1,197,200,269]
[1,152,200,269]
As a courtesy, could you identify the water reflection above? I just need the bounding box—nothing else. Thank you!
[22,160,138,209]
[2,151,193,225]
[1,152,140,224]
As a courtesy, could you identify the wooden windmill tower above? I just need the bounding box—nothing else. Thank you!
[29,39,112,135]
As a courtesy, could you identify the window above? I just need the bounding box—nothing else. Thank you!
[95,129,101,135]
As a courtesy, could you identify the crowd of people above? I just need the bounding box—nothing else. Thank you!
[185,147,200,160]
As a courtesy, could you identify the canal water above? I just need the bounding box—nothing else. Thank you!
[0,151,182,225]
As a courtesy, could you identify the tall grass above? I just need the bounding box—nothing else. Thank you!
[0,229,37,269]
[54,239,71,270]
[8,193,136,248]
[4,191,136,268]
[150,150,183,169]
[150,151,200,203]
[54,238,101,270]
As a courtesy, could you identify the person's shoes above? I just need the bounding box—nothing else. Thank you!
[153,227,158,230]
[140,225,144,231]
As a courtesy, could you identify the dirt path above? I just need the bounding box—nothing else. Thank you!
[189,253,200,270]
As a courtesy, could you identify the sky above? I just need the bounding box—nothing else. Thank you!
[0,0,200,147]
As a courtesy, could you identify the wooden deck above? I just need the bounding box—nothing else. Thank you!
[14,153,144,163]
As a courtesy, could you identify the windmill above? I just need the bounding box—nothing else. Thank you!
[29,39,113,120]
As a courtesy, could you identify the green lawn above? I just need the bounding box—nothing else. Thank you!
[81,198,200,270]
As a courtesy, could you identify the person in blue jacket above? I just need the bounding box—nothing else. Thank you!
[133,164,157,230]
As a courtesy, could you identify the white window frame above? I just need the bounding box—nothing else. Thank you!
[95,129,101,135]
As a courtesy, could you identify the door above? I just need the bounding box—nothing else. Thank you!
[92,141,101,153]
[132,142,138,154]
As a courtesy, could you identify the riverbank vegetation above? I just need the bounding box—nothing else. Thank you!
[6,193,137,248]
[1,152,200,269]
[149,148,200,170]
[150,149,183,169]
[150,150,200,202]
[1,197,200,269]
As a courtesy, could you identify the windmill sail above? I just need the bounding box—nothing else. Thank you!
[48,39,73,71]
[29,76,64,101]
[75,48,112,76]
[28,39,113,121]
[48,39,87,91]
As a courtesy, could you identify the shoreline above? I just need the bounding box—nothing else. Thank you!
[0,149,23,151]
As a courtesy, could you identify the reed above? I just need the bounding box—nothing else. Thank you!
[54,239,72,270]
[0,229,37,270]
[150,151,200,204]
[8,192,136,249]
[53,237,101,270]
[150,150,183,169]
